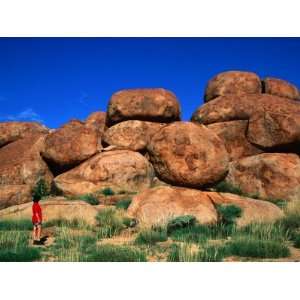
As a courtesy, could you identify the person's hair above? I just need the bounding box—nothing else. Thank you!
[33,198,40,203]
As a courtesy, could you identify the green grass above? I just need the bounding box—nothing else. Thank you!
[197,244,228,262]
[135,227,168,245]
[115,199,132,210]
[101,187,115,196]
[87,244,147,262]
[228,237,290,259]
[167,215,196,234]
[0,219,33,231]
[216,204,242,226]
[78,194,99,205]
[0,230,41,262]
[214,181,243,195]
[44,218,90,230]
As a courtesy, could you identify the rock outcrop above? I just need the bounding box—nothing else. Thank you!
[0,121,48,148]
[204,71,261,102]
[127,186,283,227]
[103,120,165,151]
[0,185,32,210]
[54,150,155,196]
[225,153,300,202]
[107,88,181,125]
[85,111,107,136]
[147,122,229,187]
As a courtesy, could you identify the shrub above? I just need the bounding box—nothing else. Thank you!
[289,231,300,248]
[197,244,228,262]
[167,243,199,262]
[95,208,126,238]
[44,218,90,230]
[214,181,243,195]
[266,198,287,209]
[88,244,147,262]
[135,227,167,245]
[0,247,41,262]
[0,219,33,231]
[101,187,115,196]
[32,178,49,201]
[167,215,196,234]
[115,199,132,210]
[279,212,300,231]
[78,194,99,205]
[228,237,290,258]
[216,204,242,226]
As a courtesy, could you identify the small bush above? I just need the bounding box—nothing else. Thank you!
[135,227,167,245]
[32,178,49,201]
[217,204,242,226]
[167,215,196,234]
[214,181,243,195]
[289,231,300,248]
[0,247,41,262]
[280,213,300,231]
[198,245,228,262]
[115,199,132,210]
[266,198,287,209]
[101,187,115,196]
[78,194,99,205]
[88,244,147,262]
[0,219,33,231]
[228,238,290,258]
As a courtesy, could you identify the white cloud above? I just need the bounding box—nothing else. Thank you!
[2,108,44,123]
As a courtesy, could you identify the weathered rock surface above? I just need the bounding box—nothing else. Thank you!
[54,150,155,196]
[127,186,283,227]
[208,120,263,161]
[0,185,32,210]
[204,71,261,102]
[263,77,300,100]
[107,88,181,125]
[85,111,107,136]
[0,121,49,147]
[0,134,53,187]
[225,153,300,202]
[42,119,102,172]
[103,120,165,151]
[0,197,98,225]
[147,122,229,187]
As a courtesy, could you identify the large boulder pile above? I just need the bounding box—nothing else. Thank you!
[0,71,299,230]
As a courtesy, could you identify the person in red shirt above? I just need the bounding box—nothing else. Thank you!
[32,198,43,245]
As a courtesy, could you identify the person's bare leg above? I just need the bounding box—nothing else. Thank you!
[32,226,36,242]
[37,225,41,241]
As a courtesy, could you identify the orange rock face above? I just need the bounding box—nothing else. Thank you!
[127,186,283,227]
[103,120,165,151]
[204,71,261,102]
[225,153,300,202]
[208,120,263,161]
[54,150,155,196]
[107,88,181,125]
[263,77,300,100]
[0,134,53,187]
[147,122,229,187]
[85,111,107,136]
[42,119,102,171]
[0,121,49,147]
[0,185,32,210]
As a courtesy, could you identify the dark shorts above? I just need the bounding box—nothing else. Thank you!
[33,222,42,227]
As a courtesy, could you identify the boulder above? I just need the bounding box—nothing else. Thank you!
[41,119,102,173]
[0,134,53,187]
[127,186,283,228]
[107,88,181,125]
[192,94,300,150]
[54,150,155,196]
[103,120,165,151]
[127,186,218,226]
[225,153,300,202]
[0,121,49,148]
[204,71,261,102]
[0,185,32,210]
[85,111,107,136]
[263,77,300,100]
[147,122,229,187]
[207,120,263,161]
[0,197,98,225]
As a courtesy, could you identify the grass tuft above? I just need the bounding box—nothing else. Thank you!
[115,199,132,210]
[0,219,33,231]
[135,227,168,245]
[78,194,99,205]
[167,215,196,234]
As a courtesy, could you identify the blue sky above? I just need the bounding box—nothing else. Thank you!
[0,38,300,128]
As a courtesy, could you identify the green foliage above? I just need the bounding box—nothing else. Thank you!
[167,215,196,234]
[115,199,132,210]
[214,181,243,195]
[279,213,300,231]
[0,219,33,231]
[266,198,288,209]
[216,204,242,226]
[95,208,126,238]
[289,231,300,248]
[88,244,147,262]
[135,227,167,245]
[32,178,49,201]
[197,244,228,262]
[44,218,90,230]
[101,187,115,196]
[78,194,99,205]
[0,247,41,262]
[228,237,290,259]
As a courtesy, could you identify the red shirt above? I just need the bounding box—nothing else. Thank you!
[32,203,42,223]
